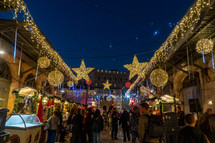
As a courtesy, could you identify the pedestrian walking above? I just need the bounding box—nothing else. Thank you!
[130,106,140,143]
[84,108,93,143]
[178,114,207,143]
[199,108,213,125]
[71,109,84,143]
[119,108,130,142]
[55,105,65,142]
[47,111,60,143]
[92,109,104,143]
[108,106,113,131]
[111,108,119,140]
[177,107,185,129]
[138,102,161,143]
[199,113,215,143]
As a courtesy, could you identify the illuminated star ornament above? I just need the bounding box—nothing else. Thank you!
[124,55,148,80]
[103,80,112,90]
[72,60,94,82]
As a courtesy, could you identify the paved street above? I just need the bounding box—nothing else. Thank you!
[65,127,140,143]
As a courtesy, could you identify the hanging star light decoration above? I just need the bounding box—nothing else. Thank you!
[124,55,148,80]
[103,80,112,90]
[72,60,94,82]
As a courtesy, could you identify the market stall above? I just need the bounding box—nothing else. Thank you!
[5,114,42,143]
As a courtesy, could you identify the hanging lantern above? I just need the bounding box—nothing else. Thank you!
[67,81,74,87]
[38,57,50,68]
[48,69,64,87]
[150,68,168,87]
[196,38,213,54]
[140,86,146,93]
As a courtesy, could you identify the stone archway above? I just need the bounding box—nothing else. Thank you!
[0,58,12,108]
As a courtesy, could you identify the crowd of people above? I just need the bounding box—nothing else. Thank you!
[45,103,215,143]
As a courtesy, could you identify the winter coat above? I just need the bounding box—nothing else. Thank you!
[48,115,60,130]
[130,112,140,132]
[199,114,215,143]
[178,111,185,126]
[138,113,159,143]
[71,114,84,143]
[112,111,118,126]
[178,126,207,143]
[84,113,93,131]
[72,114,83,133]
[92,115,104,132]
[119,111,130,129]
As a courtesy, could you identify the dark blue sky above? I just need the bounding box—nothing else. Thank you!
[3,0,194,71]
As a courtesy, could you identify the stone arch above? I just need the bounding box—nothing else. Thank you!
[0,58,12,108]
[24,73,36,88]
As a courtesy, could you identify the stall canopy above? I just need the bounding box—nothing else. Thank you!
[12,87,36,96]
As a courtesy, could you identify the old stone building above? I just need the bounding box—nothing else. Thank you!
[0,19,75,113]
[127,0,215,114]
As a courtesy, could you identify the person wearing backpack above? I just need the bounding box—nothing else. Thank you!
[139,102,161,143]
[92,109,104,143]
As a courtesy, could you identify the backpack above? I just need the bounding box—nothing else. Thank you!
[147,115,164,138]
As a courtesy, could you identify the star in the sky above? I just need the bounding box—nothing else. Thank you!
[124,55,148,80]
[103,80,112,90]
[72,60,94,82]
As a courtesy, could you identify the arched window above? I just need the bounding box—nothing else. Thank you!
[24,74,36,88]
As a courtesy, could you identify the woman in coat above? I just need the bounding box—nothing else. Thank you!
[92,109,104,143]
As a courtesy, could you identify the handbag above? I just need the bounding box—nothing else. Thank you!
[44,117,52,131]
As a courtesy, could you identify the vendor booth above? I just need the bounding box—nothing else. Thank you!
[5,114,42,143]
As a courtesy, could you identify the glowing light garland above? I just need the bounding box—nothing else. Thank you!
[103,80,112,90]
[124,55,148,80]
[150,69,168,87]
[196,38,213,54]
[2,0,76,81]
[67,81,74,87]
[126,0,210,94]
[72,60,94,82]
[48,69,64,87]
[37,57,50,68]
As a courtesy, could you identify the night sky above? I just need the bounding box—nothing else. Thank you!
[2,0,194,71]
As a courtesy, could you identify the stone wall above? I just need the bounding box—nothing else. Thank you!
[0,38,47,113]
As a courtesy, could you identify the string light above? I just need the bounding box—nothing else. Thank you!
[48,69,64,87]
[103,80,112,90]
[124,55,148,80]
[67,81,74,87]
[150,69,168,87]
[37,57,50,68]
[126,0,210,92]
[3,0,76,81]
[72,60,94,82]
[196,38,213,54]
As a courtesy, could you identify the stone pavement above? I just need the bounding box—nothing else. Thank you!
[100,127,140,143]
[64,127,140,143]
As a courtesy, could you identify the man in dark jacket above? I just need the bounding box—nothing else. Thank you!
[178,114,207,143]
[130,106,140,143]
[84,108,93,143]
[92,109,104,143]
[55,105,65,142]
[119,108,130,142]
[177,107,185,128]
[71,109,84,143]
[111,108,119,140]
